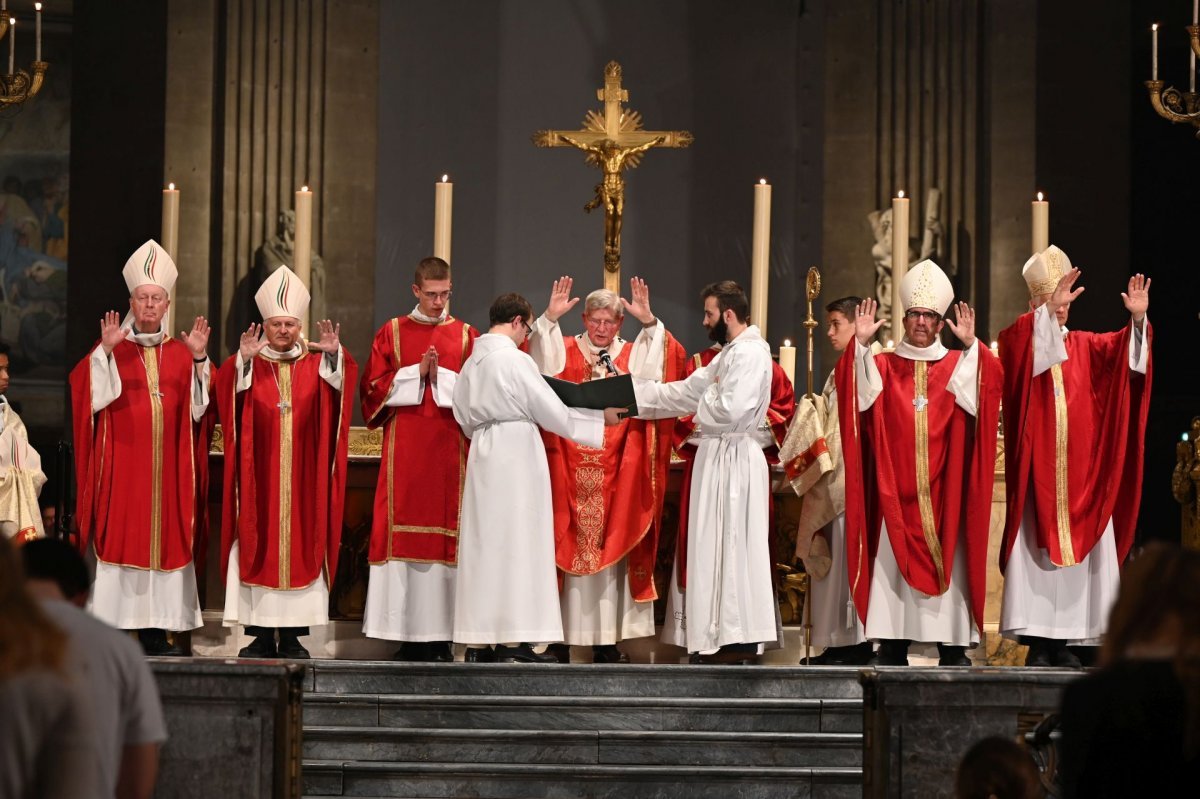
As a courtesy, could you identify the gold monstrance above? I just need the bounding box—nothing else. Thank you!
[533,61,693,292]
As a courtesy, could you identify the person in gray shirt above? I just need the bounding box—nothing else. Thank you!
[22,538,167,799]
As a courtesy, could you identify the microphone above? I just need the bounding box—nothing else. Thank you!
[597,349,618,376]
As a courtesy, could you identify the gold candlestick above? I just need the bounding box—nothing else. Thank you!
[803,266,821,399]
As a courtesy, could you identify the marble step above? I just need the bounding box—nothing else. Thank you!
[305,661,865,700]
[304,693,861,733]
[303,726,863,768]
[303,759,862,798]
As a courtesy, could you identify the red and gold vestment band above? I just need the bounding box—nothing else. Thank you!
[998,314,1152,571]
[359,315,477,566]
[836,344,1001,631]
[215,348,357,590]
[69,339,215,571]
[543,333,687,602]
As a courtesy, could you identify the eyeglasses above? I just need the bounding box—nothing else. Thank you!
[521,320,533,338]
[420,290,453,301]
[584,317,619,329]
[904,309,940,322]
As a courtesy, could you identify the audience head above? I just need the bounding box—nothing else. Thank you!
[955,735,1043,799]
[0,537,67,679]
[21,538,93,607]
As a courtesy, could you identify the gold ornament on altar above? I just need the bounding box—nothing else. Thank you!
[533,61,693,292]
[803,267,821,399]
[1144,15,1200,137]
[0,4,48,110]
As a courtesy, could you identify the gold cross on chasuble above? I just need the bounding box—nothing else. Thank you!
[533,61,693,293]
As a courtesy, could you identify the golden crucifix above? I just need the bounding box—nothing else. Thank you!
[534,61,693,292]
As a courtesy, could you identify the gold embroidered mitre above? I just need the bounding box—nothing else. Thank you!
[255,265,311,321]
[1022,244,1071,298]
[899,259,954,316]
[122,239,178,296]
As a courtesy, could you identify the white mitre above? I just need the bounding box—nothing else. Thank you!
[899,258,954,316]
[121,239,177,295]
[255,265,310,322]
[1022,244,1071,298]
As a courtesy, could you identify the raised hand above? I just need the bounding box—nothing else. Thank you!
[99,310,125,355]
[854,298,884,346]
[943,301,977,348]
[544,276,580,323]
[621,276,656,325]
[313,319,341,354]
[1121,273,1151,322]
[181,316,211,360]
[1047,267,1085,319]
[239,323,267,362]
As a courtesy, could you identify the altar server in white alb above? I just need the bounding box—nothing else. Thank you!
[780,296,874,665]
[69,240,215,656]
[998,246,1151,668]
[630,280,776,661]
[837,260,1001,667]
[216,266,356,659]
[452,293,618,663]
[0,342,48,543]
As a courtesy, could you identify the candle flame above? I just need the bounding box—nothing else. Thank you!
[35,2,42,10]
[9,17,15,24]
[990,340,998,350]
[168,182,175,191]
[301,185,309,192]
[1185,432,1191,442]
[783,339,792,347]
[897,190,905,199]
[759,178,767,185]
[1152,22,1159,31]
[1036,191,1044,201]
[441,174,449,182]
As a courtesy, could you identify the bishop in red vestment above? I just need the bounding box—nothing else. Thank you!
[527,277,686,662]
[359,257,478,662]
[216,266,356,659]
[998,247,1151,668]
[69,240,215,655]
[838,260,1001,667]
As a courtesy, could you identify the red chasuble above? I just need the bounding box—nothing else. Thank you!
[836,344,1001,630]
[672,347,796,588]
[69,339,214,571]
[998,313,1151,571]
[359,315,477,565]
[542,332,687,602]
[216,348,357,590]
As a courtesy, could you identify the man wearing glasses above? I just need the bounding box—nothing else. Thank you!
[526,276,686,663]
[836,260,1002,667]
[359,256,478,662]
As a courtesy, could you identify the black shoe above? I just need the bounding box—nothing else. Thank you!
[1051,642,1083,670]
[277,633,310,659]
[869,639,910,666]
[428,641,454,662]
[807,642,874,666]
[239,634,278,658]
[937,644,972,667]
[545,643,572,664]
[494,643,558,663]
[697,643,760,665]
[1023,637,1053,668]
[464,646,496,663]
[138,628,184,656]
[592,645,630,664]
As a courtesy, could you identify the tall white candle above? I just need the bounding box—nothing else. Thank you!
[34,3,41,62]
[891,191,910,338]
[1153,24,1159,81]
[161,183,180,335]
[1032,192,1049,254]
[293,185,313,331]
[751,178,772,338]
[778,339,796,388]
[8,18,15,75]
[433,175,453,263]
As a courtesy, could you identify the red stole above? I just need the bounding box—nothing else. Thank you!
[543,332,686,601]
[672,348,796,588]
[837,344,1001,630]
[69,339,214,571]
[998,313,1152,571]
[359,316,477,565]
[216,348,356,590]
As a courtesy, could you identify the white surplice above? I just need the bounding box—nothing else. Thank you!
[362,306,460,642]
[528,315,667,646]
[87,325,209,631]
[633,325,776,654]
[1000,307,1148,644]
[855,337,982,646]
[451,333,604,645]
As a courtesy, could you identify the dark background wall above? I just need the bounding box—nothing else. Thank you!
[375,0,820,355]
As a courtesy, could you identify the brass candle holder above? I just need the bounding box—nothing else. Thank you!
[0,10,49,109]
[1144,24,1200,136]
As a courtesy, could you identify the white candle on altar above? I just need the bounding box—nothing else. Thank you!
[751,178,772,338]
[1032,191,1049,254]
[294,185,313,330]
[778,339,796,387]
[990,340,999,357]
[161,183,180,334]
[8,18,15,75]
[434,175,453,263]
[891,191,910,338]
[1153,24,1159,81]
[34,3,41,62]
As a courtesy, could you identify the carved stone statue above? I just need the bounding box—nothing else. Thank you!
[867,188,945,331]
[254,210,325,324]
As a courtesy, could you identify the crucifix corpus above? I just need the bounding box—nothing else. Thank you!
[533,61,693,292]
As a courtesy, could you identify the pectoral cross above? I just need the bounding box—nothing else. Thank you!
[533,61,693,293]
[913,395,928,412]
